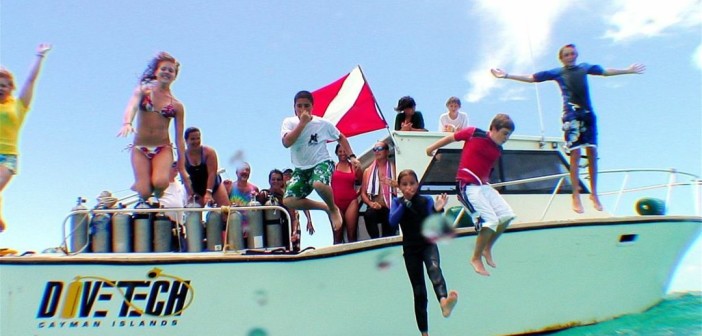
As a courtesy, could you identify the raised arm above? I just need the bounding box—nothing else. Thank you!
[603,63,645,76]
[18,44,52,107]
[337,133,360,167]
[282,111,311,148]
[490,68,535,83]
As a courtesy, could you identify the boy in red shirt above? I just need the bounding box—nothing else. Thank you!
[426,114,516,276]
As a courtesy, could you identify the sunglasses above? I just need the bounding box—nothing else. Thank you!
[372,146,388,152]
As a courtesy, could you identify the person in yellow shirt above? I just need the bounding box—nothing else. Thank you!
[0,43,52,233]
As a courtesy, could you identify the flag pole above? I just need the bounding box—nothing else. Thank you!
[356,65,400,154]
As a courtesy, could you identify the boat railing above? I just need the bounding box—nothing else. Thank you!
[61,205,293,256]
[456,168,701,223]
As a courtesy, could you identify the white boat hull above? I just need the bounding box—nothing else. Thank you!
[1,216,699,336]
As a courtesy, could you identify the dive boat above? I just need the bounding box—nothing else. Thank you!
[0,131,699,336]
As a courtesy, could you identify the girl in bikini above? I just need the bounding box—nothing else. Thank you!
[117,52,191,201]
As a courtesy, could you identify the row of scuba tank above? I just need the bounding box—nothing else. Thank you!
[68,196,287,254]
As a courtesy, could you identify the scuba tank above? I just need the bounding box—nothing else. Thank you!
[226,211,244,251]
[111,203,132,253]
[247,197,264,249]
[133,199,153,253]
[90,204,112,253]
[184,200,203,252]
[69,197,89,253]
[205,208,224,251]
[153,209,173,252]
[263,193,283,248]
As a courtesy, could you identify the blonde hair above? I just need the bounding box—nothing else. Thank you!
[0,68,16,92]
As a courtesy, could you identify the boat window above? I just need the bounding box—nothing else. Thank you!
[419,149,583,194]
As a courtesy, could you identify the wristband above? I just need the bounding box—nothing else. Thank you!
[504,73,509,79]
[348,154,357,159]
[206,189,213,194]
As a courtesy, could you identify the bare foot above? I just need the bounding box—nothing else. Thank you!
[290,231,300,243]
[470,257,490,276]
[572,195,584,214]
[482,250,496,268]
[328,206,343,231]
[440,290,459,317]
[590,195,603,211]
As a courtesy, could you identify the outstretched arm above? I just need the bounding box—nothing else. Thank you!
[426,133,456,156]
[117,85,142,137]
[603,63,645,76]
[18,44,52,107]
[490,68,535,83]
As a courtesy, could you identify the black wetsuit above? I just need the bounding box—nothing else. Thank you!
[389,194,448,333]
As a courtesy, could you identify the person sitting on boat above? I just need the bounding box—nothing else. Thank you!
[389,169,458,336]
[184,127,230,207]
[331,144,362,244]
[360,141,397,239]
[160,161,187,248]
[117,51,191,203]
[281,90,359,241]
[490,44,645,213]
[257,169,291,249]
[426,113,516,276]
[0,43,51,233]
[437,96,469,132]
[394,96,428,132]
[228,162,260,243]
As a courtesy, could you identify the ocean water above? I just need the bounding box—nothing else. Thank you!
[550,292,702,336]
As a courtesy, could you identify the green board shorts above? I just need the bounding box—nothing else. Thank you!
[284,160,334,199]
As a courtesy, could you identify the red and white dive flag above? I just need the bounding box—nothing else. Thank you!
[312,66,387,138]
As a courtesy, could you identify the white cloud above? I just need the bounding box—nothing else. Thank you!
[603,0,702,41]
[465,0,574,102]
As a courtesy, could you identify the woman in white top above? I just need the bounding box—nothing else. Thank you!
[438,96,469,132]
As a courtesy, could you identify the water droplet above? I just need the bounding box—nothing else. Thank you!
[248,327,268,336]
[376,251,396,271]
[422,214,455,243]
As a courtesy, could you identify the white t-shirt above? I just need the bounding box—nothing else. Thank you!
[438,111,469,132]
[160,180,187,224]
[281,116,340,169]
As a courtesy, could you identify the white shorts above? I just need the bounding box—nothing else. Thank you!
[457,183,515,232]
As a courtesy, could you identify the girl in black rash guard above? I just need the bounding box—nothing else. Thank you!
[389,169,458,336]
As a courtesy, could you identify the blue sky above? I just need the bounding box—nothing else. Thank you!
[1,1,700,289]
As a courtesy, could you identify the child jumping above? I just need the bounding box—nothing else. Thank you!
[389,169,458,336]
[426,113,516,276]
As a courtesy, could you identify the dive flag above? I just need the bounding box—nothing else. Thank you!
[312,66,387,137]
